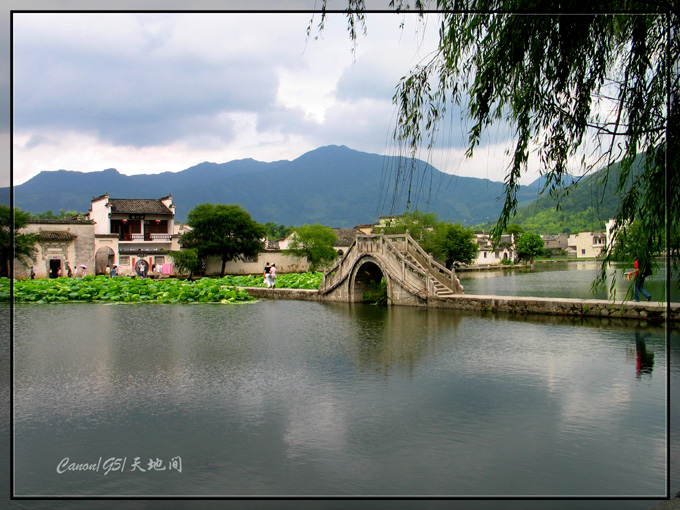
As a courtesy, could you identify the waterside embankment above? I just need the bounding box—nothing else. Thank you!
[242,287,679,322]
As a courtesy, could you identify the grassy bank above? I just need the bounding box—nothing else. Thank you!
[3,272,324,304]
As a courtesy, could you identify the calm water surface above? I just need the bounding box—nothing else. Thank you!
[459,260,678,302]
[11,300,671,503]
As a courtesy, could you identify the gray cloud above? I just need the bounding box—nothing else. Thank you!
[13,23,286,147]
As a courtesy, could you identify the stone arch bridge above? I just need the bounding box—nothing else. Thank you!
[319,232,464,306]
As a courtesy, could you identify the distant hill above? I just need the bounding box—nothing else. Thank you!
[3,145,543,228]
[477,159,636,234]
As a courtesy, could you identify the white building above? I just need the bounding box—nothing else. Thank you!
[473,232,516,265]
[89,193,181,276]
[567,231,607,258]
[13,217,95,279]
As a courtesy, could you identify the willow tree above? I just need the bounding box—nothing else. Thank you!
[310,1,678,296]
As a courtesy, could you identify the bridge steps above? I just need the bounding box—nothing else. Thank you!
[404,253,459,298]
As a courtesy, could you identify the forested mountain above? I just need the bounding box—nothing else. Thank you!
[4,145,542,228]
[477,159,636,234]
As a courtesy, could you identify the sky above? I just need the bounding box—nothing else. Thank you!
[6,1,547,189]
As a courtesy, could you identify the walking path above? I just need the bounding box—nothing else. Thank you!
[242,286,679,322]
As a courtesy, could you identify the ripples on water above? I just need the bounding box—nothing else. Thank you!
[9,301,672,504]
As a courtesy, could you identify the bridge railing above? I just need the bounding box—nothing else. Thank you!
[381,235,432,296]
[400,232,463,293]
[319,231,462,298]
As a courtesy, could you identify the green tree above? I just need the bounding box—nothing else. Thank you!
[0,205,38,277]
[264,222,294,240]
[516,232,545,263]
[313,2,678,291]
[375,210,439,244]
[284,223,339,271]
[181,203,266,278]
[430,223,479,268]
[506,224,525,240]
[168,248,201,279]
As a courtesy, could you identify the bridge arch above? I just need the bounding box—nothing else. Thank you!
[349,255,392,304]
[319,233,463,305]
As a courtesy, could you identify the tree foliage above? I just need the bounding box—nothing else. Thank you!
[168,248,201,279]
[374,210,439,241]
[516,232,545,263]
[0,205,38,277]
[505,224,525,240]
[284,223,339,271]
[373,210,478,267]
[264,222,294,240]
[30,209,85,220]
[430,223,479,268]
[313,2,678,291]
[181,203,266,278]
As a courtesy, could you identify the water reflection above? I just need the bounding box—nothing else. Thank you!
[632,331,655,379]
[12,302,669,497]
[339,305,464,376]
[459,260,678,302]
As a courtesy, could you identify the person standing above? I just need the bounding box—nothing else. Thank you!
[634,259,652,302]
[263,262,272,288]
[269,263,277,289]
[29,266,35,279]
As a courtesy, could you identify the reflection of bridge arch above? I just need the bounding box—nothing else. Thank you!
[320,233,464,305]
[349,255,390,303]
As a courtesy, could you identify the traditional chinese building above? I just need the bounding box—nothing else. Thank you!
[89,193,180,276]
[13,217,95,278]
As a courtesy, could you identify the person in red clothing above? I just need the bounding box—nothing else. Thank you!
[634,259,652,302]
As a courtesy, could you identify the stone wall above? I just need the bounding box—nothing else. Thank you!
[426,295,678,322]
[242,286,680,322]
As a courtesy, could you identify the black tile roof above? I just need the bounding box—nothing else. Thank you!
[38,231,78,242]
[109,199,173,215]
[332,228,362,246]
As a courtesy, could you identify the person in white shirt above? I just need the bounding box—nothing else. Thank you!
[269,263,277,288]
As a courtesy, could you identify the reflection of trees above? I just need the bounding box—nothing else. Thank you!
[343,305,463,375]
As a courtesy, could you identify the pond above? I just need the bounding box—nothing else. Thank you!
[459,260,679,302]
[9,300,673,507]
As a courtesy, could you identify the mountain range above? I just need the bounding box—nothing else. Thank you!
[3,145,550,228]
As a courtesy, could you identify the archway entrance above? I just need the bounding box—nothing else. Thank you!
[48,259,61,278]
[95,247,116,275]
[351,258,387,304]
[135,258,150,278]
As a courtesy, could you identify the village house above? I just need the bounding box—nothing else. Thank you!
[541,233,569,254]
[89,193,181,277]
[567,231,607,258]
[473,232,517,265]
[13,216,96,279]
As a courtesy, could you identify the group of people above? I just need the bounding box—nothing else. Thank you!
[30,264,76,279]
[104,265,118,278]
[263,262,278,288]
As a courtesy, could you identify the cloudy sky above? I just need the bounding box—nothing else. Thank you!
[6,1,544,189]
